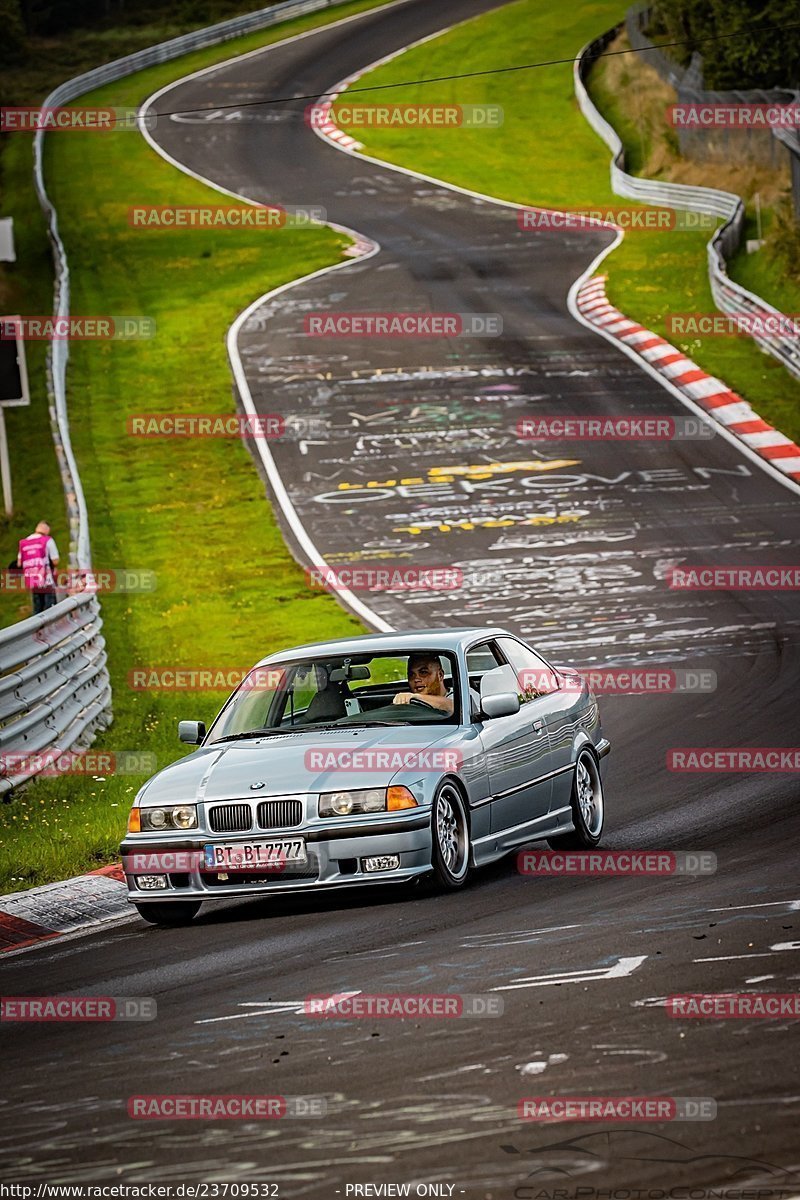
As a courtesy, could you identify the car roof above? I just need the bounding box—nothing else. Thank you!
[255,627,515,666]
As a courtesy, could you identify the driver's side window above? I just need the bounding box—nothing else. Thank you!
[465,641,504,717]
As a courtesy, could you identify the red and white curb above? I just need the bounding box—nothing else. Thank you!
[309,89,377,259]
[310,95,363,153]
[0,863,131,954]
[577,276,800,482]
[311,82,378,261]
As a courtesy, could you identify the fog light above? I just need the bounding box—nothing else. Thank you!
[362,855,400,873]
[135,875,168,891]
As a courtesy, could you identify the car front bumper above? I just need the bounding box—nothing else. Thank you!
[120,810,432,902]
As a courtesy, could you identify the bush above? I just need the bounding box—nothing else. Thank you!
[0,0,27,65]
[650,0,800,89]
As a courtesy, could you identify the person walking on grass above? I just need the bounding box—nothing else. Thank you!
[17,521,60,615]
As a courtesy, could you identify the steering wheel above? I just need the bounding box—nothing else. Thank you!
[407,696,434,708]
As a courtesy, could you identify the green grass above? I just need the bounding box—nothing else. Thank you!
[333,0,800,444]
[0,0,395,893]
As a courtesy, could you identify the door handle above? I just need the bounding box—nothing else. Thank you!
[532,719,545,734]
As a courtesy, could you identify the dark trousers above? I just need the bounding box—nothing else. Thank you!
[32,591,58,615]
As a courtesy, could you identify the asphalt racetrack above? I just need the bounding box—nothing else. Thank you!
[3,1,799,1195]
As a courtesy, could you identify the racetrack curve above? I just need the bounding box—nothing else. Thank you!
[2,1,799,1195]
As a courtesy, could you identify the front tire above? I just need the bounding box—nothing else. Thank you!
[430,781,471,890]
[548,749,604,850]
[134,900,202,926]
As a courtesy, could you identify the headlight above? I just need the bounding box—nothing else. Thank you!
[138,805,198,831]
[172,806,197,829]
[319,788,386,818]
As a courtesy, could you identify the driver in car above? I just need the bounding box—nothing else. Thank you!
[393,653,454,714]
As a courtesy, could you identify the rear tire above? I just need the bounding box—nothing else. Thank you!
[547,749,604,850]
[430,781,471,891]
[134,900,202,926]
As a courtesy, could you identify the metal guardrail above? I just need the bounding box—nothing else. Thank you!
[574,28,800,382]
[5,0,360,796]
[0,593,111,796]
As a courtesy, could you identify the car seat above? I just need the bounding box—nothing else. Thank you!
[300,681,350,723]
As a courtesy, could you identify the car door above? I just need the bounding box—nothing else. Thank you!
[497,636,576,815]
[468,641,554,845]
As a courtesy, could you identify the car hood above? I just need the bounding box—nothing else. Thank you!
[139,725,460,805]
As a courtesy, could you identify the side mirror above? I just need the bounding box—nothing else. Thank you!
[481,691,520,719]
[178,720,206,745]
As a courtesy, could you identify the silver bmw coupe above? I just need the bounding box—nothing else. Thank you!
[121,627,610,924]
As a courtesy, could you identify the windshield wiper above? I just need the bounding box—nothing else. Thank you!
[299,719,411,729]
[341,719,410,727]
[212,728,299,743]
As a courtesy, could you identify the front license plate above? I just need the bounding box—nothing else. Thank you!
[203,840,306,871]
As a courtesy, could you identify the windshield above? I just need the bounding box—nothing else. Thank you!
[206,650,461,743]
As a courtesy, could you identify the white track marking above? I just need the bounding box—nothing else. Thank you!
[492,954,647,991]
[694,941,799,963]
[693,953,780,962]
[196,991,362,1023]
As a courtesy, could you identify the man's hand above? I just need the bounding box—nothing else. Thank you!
[393,692,453,714]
